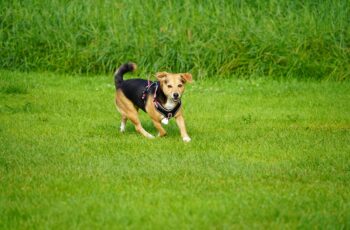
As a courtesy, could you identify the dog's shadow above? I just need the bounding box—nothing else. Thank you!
[122,119,179,137]
[92,115,181,138]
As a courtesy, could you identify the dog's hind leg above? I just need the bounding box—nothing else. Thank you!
[128,111,154,139]
[120,115,127,132]
[116,90,154,139]
[115,103,127,133]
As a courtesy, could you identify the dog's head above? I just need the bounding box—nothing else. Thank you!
[156,72,192,102]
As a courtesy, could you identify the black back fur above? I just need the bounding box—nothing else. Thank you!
[115,63,166,111]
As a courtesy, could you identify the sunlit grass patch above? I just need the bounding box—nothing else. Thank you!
[1,70,349,228]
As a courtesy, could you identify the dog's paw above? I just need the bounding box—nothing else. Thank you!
[120,123,126,132]
[183,136,191,142]
[157,132,167,137]
[146,134,155,139]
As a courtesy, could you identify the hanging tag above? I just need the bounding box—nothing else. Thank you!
[161,118,169,125]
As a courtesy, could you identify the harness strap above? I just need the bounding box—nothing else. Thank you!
[154,100,181,119]
[153,83,158,101]
[142,80,155,100]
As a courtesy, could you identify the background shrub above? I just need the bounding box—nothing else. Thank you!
[1,0,349,79]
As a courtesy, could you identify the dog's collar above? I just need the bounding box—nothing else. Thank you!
[142,81,181,119]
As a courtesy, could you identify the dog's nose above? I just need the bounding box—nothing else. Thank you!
[173,93,179,99]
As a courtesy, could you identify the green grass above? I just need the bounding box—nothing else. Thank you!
[0,70,349,228]
[1,0,349,79]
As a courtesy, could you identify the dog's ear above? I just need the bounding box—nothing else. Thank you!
[181,73,193,83]
[156,72,168,81]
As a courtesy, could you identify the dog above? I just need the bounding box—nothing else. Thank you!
[114,62,192,142]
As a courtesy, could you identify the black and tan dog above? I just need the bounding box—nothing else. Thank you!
[114,63,192,142]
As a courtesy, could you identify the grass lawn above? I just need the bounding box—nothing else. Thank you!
[0,70,349,229]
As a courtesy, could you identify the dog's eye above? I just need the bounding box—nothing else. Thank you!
[178,84,183,88]
[167,85,173,88]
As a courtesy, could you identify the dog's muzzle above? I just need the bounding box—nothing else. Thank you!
[173,93,180,101]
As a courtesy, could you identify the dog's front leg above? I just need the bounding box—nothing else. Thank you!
[175,114,191,142]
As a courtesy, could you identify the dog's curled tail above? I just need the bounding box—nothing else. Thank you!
[114,62,137,89]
